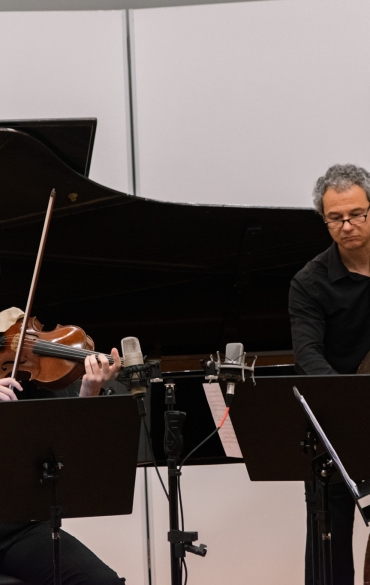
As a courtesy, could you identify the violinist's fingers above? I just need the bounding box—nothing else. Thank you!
[84,354,94,375]
[81,354,108,397]
[0,383,19,402]
[97,353,110,382]
[84,354,101,379]
[0,378,23,392]
[0,392,16,402]
[110,348,121,375]
[84,354,110,382]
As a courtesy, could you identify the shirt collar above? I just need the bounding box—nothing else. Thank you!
[328,242,352,282]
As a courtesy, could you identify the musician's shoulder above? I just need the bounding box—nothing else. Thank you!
[292,244,332,284]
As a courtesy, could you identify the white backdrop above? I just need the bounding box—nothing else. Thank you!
[0,10,131,194]
[132,0,370,207]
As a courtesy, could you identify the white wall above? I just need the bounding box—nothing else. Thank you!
[63,469,148,585]
[132,0,370,207]
[149,464,307,585]
[0,10,131,194]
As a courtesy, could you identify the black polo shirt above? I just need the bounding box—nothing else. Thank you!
[289,242,370,374]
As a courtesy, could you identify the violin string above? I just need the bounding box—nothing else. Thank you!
[0,338,124,365]
[0,339,108,359]
[36,340,108,358]
[36,342,114,362]
[0,338,110,357]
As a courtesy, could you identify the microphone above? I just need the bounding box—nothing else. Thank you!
[121,336,147,398]
[222,343,246,403]
[204,342,256,406]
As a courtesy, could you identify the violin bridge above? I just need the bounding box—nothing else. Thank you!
[11,333,20,353]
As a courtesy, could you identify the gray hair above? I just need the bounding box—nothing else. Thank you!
[313,164,370,216]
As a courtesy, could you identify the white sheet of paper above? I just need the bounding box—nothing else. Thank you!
[293,386,359,497]
[203,382,243,459]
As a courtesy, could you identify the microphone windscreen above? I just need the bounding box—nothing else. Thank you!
[121,336,144,367]
[225,343,244,364]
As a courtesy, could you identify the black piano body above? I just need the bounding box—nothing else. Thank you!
[0,118,331,465]
[0,118,331,354]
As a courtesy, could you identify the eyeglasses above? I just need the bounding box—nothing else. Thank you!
[325,205,370,230]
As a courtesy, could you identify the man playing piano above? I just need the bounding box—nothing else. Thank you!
[289,163,370,585]
[0,307,123,585]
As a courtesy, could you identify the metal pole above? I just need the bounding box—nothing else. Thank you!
[125,9,137,196]
[168,458,181,585]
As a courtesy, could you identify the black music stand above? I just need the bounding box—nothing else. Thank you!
[227,374,370,585]
[0,394,141,585]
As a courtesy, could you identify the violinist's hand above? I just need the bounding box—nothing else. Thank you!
[80,348,121,397]
[0,378,23,402]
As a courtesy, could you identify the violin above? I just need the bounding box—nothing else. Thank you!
[0,316,123,390]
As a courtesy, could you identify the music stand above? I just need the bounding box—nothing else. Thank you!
[0,394,141,585]
[293,385,370,522]
[227,374,370,585]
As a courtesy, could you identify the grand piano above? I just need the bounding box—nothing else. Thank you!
[0,118,332,463]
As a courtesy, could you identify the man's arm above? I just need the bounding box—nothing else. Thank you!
[289,277,337,375]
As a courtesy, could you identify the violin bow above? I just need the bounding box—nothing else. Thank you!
[11,189,57,381]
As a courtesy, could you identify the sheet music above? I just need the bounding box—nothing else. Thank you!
[293,386,359,497]
[203,383,243,459]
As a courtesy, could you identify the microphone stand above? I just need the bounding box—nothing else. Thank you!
[164,379,183,584]
[120,362,207,585]
[161,343,254,584]
[163,378,207,585]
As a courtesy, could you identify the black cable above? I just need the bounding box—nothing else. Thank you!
[178,431,218,562]
[182,558,188,585]
[141,412,169,501]
[178,475,187,585]
[179,474,185,532]
[179,427,219,472]
[177,425,222,585]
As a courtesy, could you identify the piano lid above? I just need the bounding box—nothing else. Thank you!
[0,119,332,357]
[0,118,97,177]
